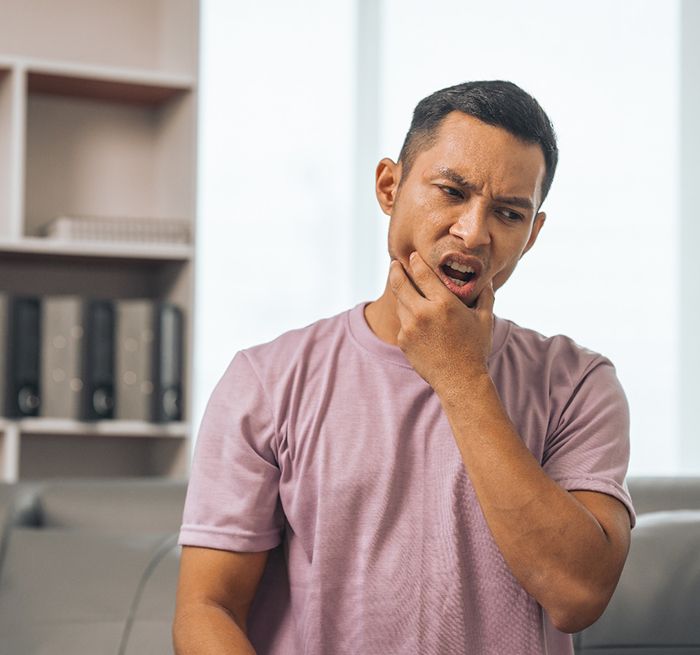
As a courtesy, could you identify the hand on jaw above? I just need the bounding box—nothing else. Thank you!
[388,250,495,397]
[390,249,629,632]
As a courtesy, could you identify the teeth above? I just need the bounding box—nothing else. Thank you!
[445,259,475,274]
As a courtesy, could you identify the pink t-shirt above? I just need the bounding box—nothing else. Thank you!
[179,303,634,655]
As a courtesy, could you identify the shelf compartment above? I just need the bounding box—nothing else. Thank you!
[17,432,189,479]
[24,88,196,239]
[0,255,189,301]
[0,2,197,76]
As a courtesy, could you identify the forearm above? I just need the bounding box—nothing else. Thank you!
[437,372,619,631]
[173,602,257,655]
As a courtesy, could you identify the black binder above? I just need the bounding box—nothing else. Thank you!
[82,300,115,420]
[6,296,41,417]
[0,293,7,416]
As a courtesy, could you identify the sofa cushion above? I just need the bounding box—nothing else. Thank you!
[576,510,700,652]
[628,477,700,514]
[0,527,173,654]
[0,482,40,529]
[35,478,186,533]
[0,484,16,547]
[122,535,180,655]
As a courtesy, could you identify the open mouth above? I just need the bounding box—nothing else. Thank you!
[441,259,477,287]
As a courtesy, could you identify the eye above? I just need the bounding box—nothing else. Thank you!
[438,185,464,200]
[496,208,523,222]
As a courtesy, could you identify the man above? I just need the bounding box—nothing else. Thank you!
[173,81,634,655]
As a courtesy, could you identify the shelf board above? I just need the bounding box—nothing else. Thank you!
[0,56,195,105]
[0,237,193,263]
[13,418,189,439]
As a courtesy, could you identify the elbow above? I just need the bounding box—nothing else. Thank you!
[545,580,614,634]
[172,613,188,655]
[549,606,603,635]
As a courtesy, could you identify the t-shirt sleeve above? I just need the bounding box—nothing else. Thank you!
[542,357,636,528]
[178,351,284,552]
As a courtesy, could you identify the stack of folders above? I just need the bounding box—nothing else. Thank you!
[0,292,184,422]
[43,216,191,245]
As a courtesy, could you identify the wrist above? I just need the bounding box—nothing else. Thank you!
[434,365,492,406]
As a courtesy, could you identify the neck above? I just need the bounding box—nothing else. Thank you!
[364,276,401,346]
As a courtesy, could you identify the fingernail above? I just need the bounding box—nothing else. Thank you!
[409,251,417,263]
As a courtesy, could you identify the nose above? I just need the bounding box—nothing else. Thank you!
[448,202,491,247]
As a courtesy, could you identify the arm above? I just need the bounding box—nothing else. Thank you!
[437,372,630,632]
[389,252,631,633]
[173,546,269,654]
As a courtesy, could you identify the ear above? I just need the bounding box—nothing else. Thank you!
[375,158,402,216]
[520,212,546,258]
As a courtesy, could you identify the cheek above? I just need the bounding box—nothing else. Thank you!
[387,205,439,261]
[492,264,517,290]
[491,242,529,289]
[388,222,440,267]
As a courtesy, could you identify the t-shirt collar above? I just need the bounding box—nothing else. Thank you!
[347,302,510,369]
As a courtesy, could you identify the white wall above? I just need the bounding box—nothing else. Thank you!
[195,0,358,427]
[197,0,686,474]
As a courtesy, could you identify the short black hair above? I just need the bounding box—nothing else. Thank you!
[398,80,558,204]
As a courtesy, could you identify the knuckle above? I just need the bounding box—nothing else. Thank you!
[413,311,429,331]
[397,331,408,350]
[402,319,417,338]
[389,273,403,293]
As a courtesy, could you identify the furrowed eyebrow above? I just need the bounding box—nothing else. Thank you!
[435,167,476,191]
[434,167,534,212]
[492,195,534,211]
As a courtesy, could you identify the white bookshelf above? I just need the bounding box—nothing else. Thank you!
[17,417,189,438]
[0,1,198,481]
[0,237,193,262]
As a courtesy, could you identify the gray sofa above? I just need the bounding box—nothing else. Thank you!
[0,479,185,655]
[574,477,700,654]
[0,477,698,654]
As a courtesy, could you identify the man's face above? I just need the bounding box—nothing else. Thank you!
[376,111,547,307]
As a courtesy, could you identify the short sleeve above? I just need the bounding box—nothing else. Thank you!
[543,358,636,528]
[178,351,284,551]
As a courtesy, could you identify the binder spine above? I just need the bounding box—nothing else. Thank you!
[153,303,183,423]
[115,301,154,421]
[83,300,115,420]
[0,293,7,417]
[40,297,83,419]
[7,297,41,417]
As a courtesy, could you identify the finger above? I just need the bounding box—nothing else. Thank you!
[476,280,495,315]
[408,251,449,301]
[394,295,413,333]
[389,259,423,308]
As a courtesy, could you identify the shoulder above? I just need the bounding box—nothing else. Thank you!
[493,316,614,386]
[236,306,354,387]
[205,307,355,442]
[491,319,629,467]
